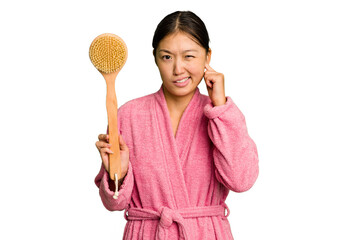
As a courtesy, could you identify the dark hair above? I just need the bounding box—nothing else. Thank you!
[152,11,210,53]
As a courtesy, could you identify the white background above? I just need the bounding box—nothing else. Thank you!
[0,0,359,239]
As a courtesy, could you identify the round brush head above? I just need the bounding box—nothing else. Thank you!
[89,33,128,73]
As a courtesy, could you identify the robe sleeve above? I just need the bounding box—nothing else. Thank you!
[94,161,134,211]
[204,96,259,193]
[94,106,134,211]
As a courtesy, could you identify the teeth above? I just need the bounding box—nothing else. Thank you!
[176,77,189,83]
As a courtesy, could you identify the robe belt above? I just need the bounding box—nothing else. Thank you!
[124,203,230,240]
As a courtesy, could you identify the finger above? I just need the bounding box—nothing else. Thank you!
[98,134,109,141]
[204,70,216,79]
[100,147,114,155]
[95,141,111,150]
[95,140,111,148]
[99,148,113,162]
[204,71,216,86]
[98,134,104,140]
[204,77,213,88]
[205,63,215,72]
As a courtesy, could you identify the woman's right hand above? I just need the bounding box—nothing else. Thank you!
[95,133,130,181]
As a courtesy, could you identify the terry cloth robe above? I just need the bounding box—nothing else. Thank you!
[95,85,259,240]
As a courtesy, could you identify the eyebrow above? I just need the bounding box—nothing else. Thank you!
[158,49,198,54]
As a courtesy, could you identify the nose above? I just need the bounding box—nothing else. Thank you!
[173,58,185,76]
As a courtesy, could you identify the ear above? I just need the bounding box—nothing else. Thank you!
[206,48,212,65]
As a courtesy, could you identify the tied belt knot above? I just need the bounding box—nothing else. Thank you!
[124,203,230,240]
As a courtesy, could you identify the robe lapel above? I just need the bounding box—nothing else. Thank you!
[153,85,202,209]
[173,88,203,163]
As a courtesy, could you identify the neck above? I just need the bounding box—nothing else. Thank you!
[162,86,196,114]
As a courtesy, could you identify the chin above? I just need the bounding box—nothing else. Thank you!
[164,84,195,98]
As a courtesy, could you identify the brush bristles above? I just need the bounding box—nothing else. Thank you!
[89,33,128,73]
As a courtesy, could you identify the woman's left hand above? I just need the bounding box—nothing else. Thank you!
[204,63,226,106]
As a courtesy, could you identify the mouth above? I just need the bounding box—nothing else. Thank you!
[173,76,191,87]
[174,77,190,83]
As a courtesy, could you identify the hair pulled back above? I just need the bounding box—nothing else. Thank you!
[152,11,210,53]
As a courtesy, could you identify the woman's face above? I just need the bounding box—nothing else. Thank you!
[154,31,211,99]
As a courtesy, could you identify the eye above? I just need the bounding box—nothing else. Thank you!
[185,55,194,59]
[162,55,172,60]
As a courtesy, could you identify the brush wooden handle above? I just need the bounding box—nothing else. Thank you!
[89,33,128,184]
[103,71,121,181]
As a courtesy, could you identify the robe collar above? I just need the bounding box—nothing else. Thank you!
[154,84,202,148]
[153,84,203,208]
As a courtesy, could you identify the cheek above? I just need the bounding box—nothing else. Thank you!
[158,64,171,78]
[186,61,205,78]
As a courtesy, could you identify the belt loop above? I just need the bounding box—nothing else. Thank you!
[222,203,230,218]
[124,205,129,221]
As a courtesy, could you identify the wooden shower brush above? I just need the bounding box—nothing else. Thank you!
[89,33,128,198]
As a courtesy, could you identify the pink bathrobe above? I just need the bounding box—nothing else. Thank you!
[95,85,259,239]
